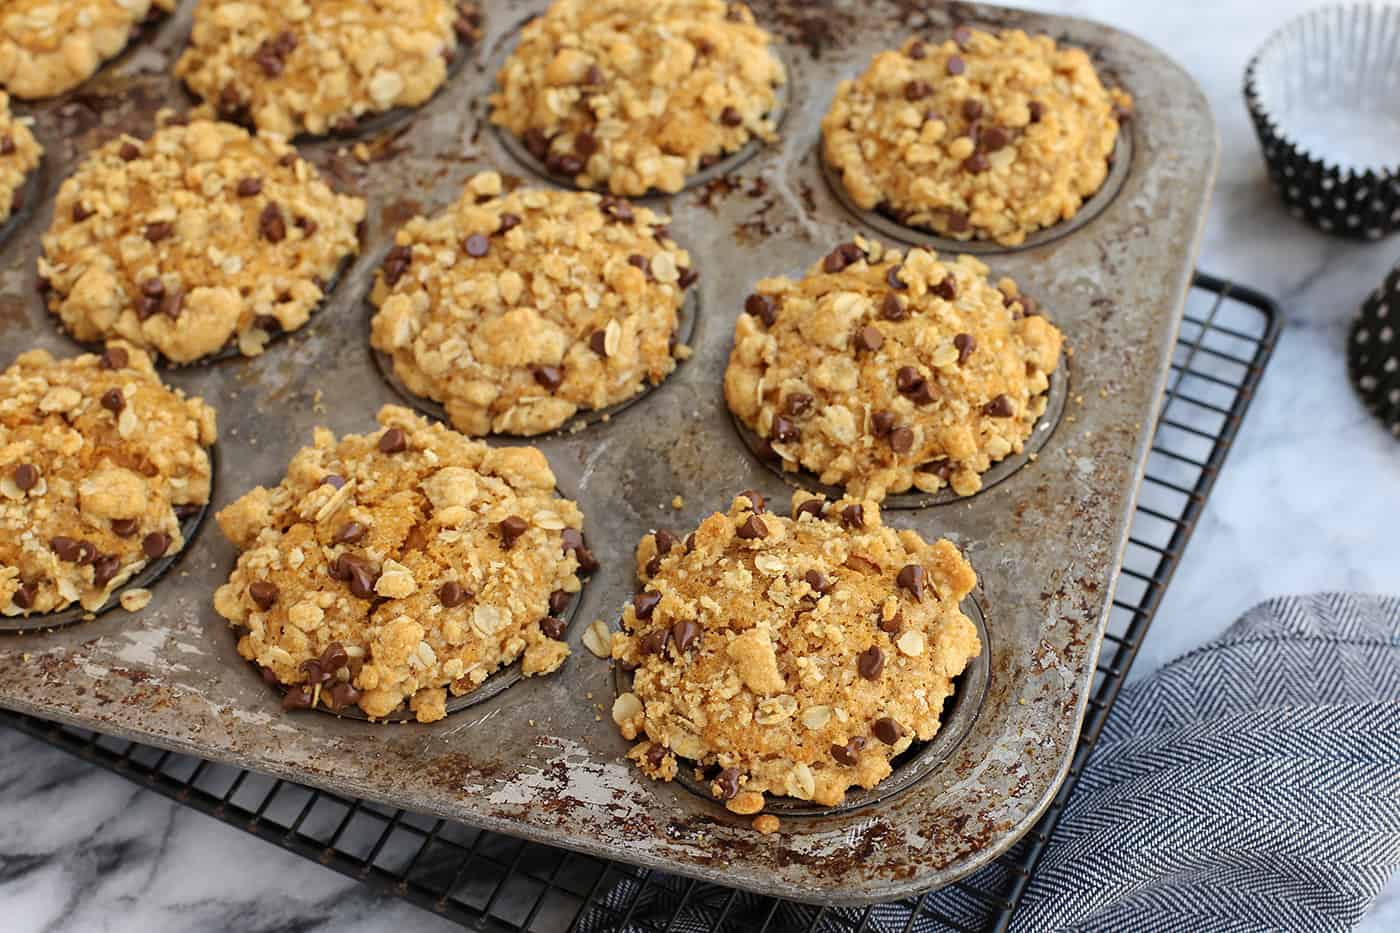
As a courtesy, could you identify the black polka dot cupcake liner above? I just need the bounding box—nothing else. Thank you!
[1349,261,1400,438]
[1244,4,1400,239]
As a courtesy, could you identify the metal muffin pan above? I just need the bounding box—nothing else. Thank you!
[0,0,1216,907]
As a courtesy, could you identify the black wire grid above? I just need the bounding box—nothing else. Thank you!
[0,273,1280,933]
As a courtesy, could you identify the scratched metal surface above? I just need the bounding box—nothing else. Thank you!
[0,0,1216,906]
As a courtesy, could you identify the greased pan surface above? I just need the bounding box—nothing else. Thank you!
[0,0,1216,905]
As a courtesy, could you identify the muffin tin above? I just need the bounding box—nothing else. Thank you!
[0,0,1216,906]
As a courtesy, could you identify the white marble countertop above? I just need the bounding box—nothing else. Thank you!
[3,1,1397,930]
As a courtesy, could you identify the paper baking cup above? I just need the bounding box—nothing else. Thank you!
[1245,4,1400,238]
[1348,261,1400,437]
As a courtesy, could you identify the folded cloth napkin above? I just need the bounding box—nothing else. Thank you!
[580,593,1400,932]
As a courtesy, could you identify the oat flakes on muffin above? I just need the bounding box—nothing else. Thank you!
[0,0,174,99]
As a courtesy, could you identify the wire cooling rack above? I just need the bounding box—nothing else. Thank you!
[0,272,1280,933]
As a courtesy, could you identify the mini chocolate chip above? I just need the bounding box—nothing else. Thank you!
[627,253,650,277]
[1028,100,1045,123]
[640,628,670,656]
[740,489,766,513]
[332,554,378,599]
[464,233,490,257]
[964,153,989,173]
[984,394,1014,418]
[854,325,884,352]
[12,581,36,609]
[249,581,278,610]
[896,564,925,600]
[51,536,84,562]
[954,332,977,365]
[670,618,700,652]
[873,717,902,745]
[378,427,407,453]
[922,458,955,481]
[600,196,634,223]
[882,293,907,321]
[548,588,571,615]
[583,64,605,85]
[961,99,983,121]
[144,221,173,243]
[945,211,970,233]
[141,277,165,299]
[259,202,286,242]
[576,546,600,574]
[300,658,332,685]
[100,346,129,370]
[293,216,317,237]
[548,153,584,176]
[259,666,280,686]
[496,212,521,235]
[654,529,681,558]
[857,646,884,680]
[437,580,470,607]
[896,366,925,396]
[645,743,667,767]
[158,285,184,320]
[522,127,551,160]
[92,555,121,588]
[771,416,800,443]
[841,504,865,529]
[333,521,366,545]
[322,474,345,489]
[1019,295,1040,316]
[886,265,907,290]
[499,515,529,548]
[281,686,314,711]
[904,80,932,101]
[871,411,895,437]
[100,387,125,414]
[804,569,830,595]
[981,126,1010,151]
[947,55,966,76]
[953,25,973,48]
[382,244,413,285]
[716,768,741,800]
[533,365,564,390]
[119,142,141,161]
[832,736,867,765]
[320,643,349,673]
[735,514,768,540]
[744,293,777,326]
[0,135,13,156]
[72,203,94,222]
[784,393,813,417]
[539,616,568,640]
[574,131,598,156]
[174,503,202,520]
[909,40,927,60]
[932,276,957,301]
[794,498,825,521]
[236,177,263,197]
[111,518,139,537]
[142,532,170,558]
[588,329,608,357]
[326,682,362,710]
[963,120,982,145]
[678,266,699,288]
[879,611,903,634]
[721,106,743,126]
[12,463,38,491]
[822,242,862,273]
[890,426,914,453]
[633,590,661,619]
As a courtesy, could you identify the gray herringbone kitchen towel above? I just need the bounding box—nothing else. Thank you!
[581,593,1400,932]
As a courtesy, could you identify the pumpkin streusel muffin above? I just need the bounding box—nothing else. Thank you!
[724,237,1062,502]
[609,491,980,823]
[176,0,483,137]
[370,171,697,436]
[39,119,366,364]
[1,343,217,617]
[822,27,1132,246]
[0,0,174,99]
[213,405,599,723]
[490,0,785,195]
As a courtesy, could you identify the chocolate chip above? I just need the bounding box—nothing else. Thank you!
[236,177,263,198]
[92,555,121,588]
[548,153,584,176]
[922,458,955,481]
[908,40,927,60]
[945,211,970,234]
[794,499,825,521]
[0,135,13,156]
[627,253,650,277]
[633,590,661,619]
[645,743,667,767]
[437,580,470,607]
[784,393,813,417]
[588,329,608,357]
[574,545,599,575]
[964,153,989,173]
[464,233,490,257]
[325,682,362,710]
[896,366,926,397]
[678,266,699,288]
[99,387,125,414]
[12,463,38,491]
[841,504,865,529]
[378,427,407,453]
[300,658,332,685]
[522,127,551,160]
[947,55,966,76]
[533,365,564,390]
[600,196,633,223]
[322,474,345,489]
[574,131,598,156]
[1018,294,1040,316]
[249,581,278,610]
[857,646,884,680]
[953,25,973,48]
[904,80,932,101]
[871,411,895,437]
[640,628,670,655]
[539,616,568,640]
[259,203,286,242]
[496,212,521,235]
[255,31,297,77]
[499,515,529,548]
[822,242,863,273]
[383,244,413,285]
[119,142,141,161]
[878,611,903,634]
[331,554,377,599]
[961,99,983,121]
[1028,100,1045,123]
[854,325,884,353]
[320,643,349,673]
[721,106,743,127]
[744,293,777,326]
[735,514,767,540]
[716,768,741,800]
[654,529,681,558]
[932,276,957,301]
[333,521,366,545]
[111,518,139,537]
[885,265,907,290]
[983,394,1014,418]
[771,416,800,443]
[981,126,1010,152]
[174,503,202,521]
[583,64,605,85]
[561,528,599,575]
[670,618,700,652]
[832,736,867,765]
[804,570,830,595]
[144,221,173,243]
[548,588,571,615]
[281,685,314,710]
[72,203,93,222]
[51,536,85,562]
[259,666,280,686]
[740,489,765,513]
[141,532,170,558]
[100,346,129,370]
[882,293,907,321]
[890,426,915,453]
[12,581,36,609]
[873,717,902,745]
[155,285,184,320]
[896,564,924,600]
